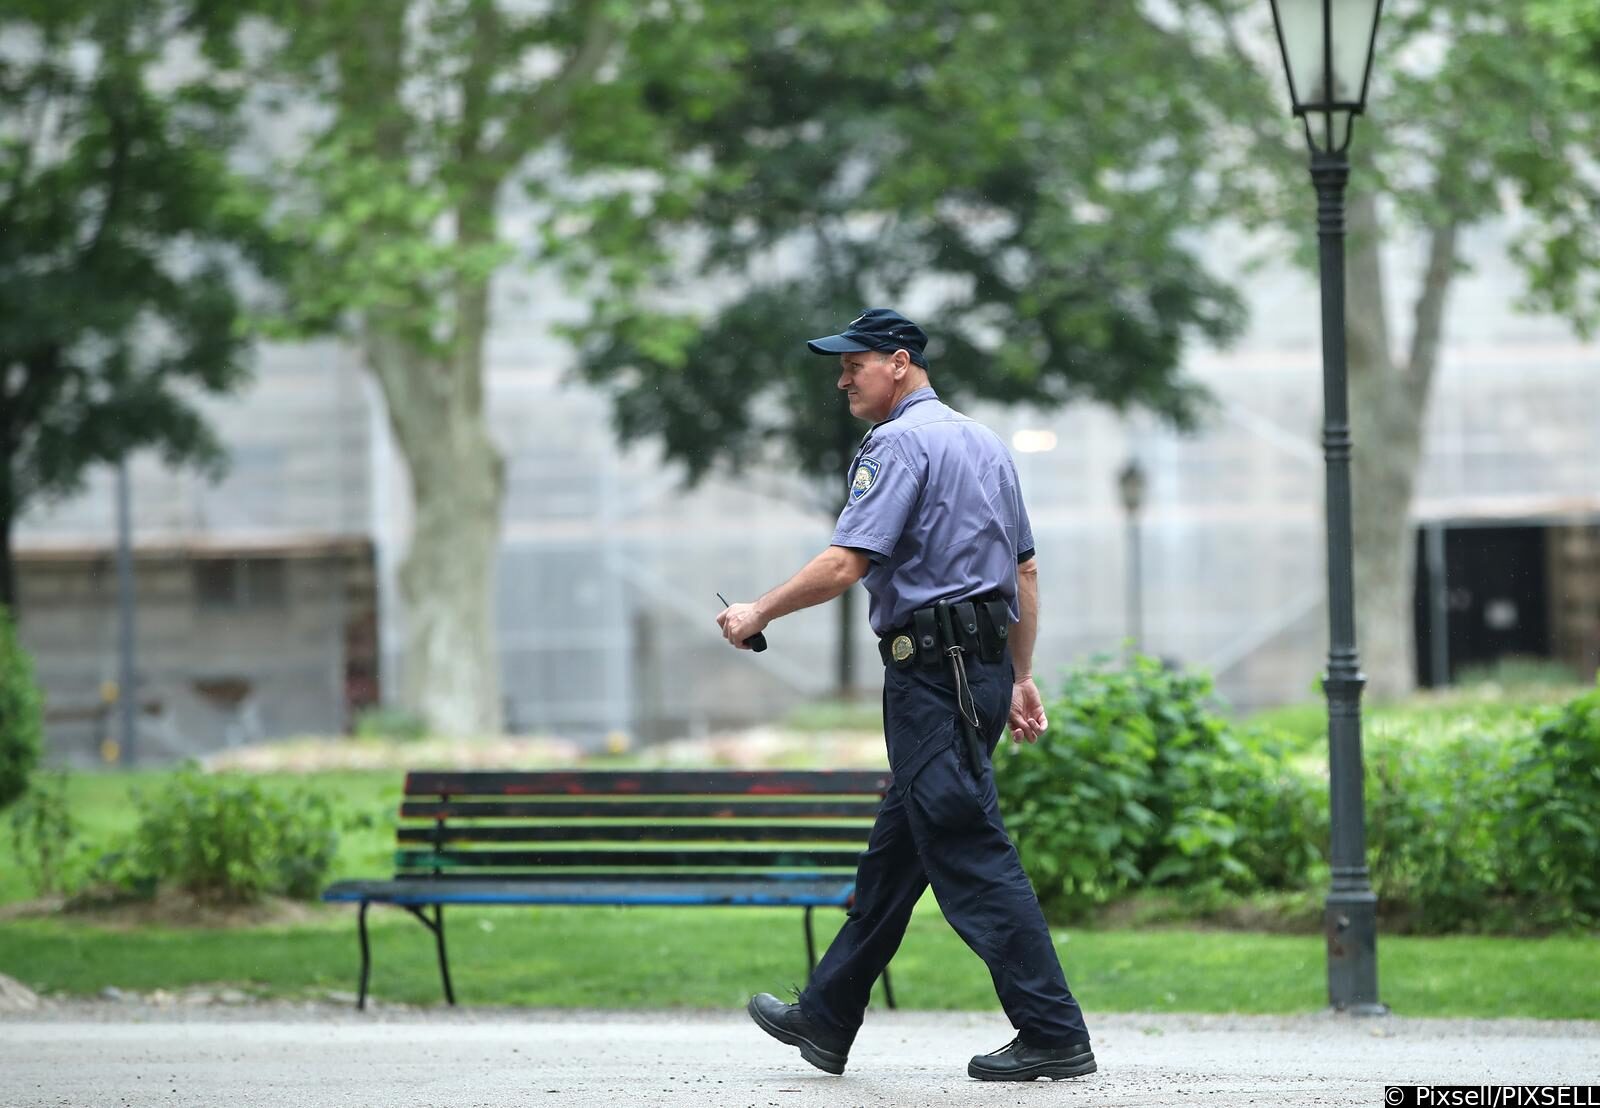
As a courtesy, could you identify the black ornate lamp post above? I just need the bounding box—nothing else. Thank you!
[1117,458,1146,654]
[1268,0,1386,1014]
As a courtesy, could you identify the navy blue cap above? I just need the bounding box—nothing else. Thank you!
[807,308,928,367]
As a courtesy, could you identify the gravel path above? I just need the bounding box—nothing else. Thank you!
[4,1002,1597,1107]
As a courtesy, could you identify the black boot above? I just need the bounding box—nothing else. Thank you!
[968,1036,1096,1081]
[746,993,850,1075]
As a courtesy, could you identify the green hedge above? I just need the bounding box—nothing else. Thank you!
[0,604,44,811]
[1001,657,1600,933]
[94,766,347,903]
[994,654,1320,921]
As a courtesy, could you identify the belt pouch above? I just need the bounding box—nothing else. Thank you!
[979,599,1010,662]
[912,607,941,668]
[952,601,981,659]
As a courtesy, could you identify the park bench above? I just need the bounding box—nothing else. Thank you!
[322,768,897,1010]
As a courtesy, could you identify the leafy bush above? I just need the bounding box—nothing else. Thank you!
[111,765,341,903]
[0,603,45,810]
[1363,723,1525,932]
[995,654,1321,921]
[1359,683,1600,933]
[1508,676,1600,926]
[6,770,81,895]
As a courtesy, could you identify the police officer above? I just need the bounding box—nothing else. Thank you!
[716,308,1094,1082]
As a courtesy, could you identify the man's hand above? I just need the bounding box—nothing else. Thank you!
[1008,676,1049,743]
[717,602,769,650]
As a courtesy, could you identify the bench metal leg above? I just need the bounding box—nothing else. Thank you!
[804,905,895,1008]
[803,906,817,977]
[399,903,455,1006]
[432,904,455,1006]
[357,900,372,1011]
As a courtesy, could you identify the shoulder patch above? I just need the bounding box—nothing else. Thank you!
[850,456,881,501]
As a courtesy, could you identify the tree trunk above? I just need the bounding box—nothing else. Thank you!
[1348,336,1422,701]
[367,327,505,737]
[1344,192,1458,701]
[333,8,510,737]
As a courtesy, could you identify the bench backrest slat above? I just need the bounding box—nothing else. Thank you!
[405,769,890,797]
[395,848,864,870]
[400,799,882,820]
[400,871,856,885]
[396,822,874,845]
[391,769,889,883]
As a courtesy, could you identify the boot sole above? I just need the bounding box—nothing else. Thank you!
[746,996,848,1075]
[968,1052,1097,1082]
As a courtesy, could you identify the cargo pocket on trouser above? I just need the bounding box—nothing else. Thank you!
[906,737,988,832]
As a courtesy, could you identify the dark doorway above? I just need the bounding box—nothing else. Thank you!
[1414,525,1550,687]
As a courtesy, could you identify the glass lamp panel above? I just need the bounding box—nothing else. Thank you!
[1332,110,1353,150]
[1273,0,1381,110]
[1272,0,1326,110]
[1330,0,1381,106]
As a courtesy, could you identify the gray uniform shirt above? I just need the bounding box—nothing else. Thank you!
[831,387,1035,635]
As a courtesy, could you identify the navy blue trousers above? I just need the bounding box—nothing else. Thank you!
[799,653,1090,1048]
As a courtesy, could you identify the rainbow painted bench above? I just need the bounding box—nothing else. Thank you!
[322,769,897,1010]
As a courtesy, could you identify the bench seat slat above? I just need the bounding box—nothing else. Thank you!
[404,770,891,797]
[400,799,883,820]
[387,869,854,882]
[394,847,864,869]
[324,877,855,907]
[395,823,874,845]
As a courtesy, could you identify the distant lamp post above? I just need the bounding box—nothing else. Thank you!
[1116,458,1146,654]
[1268,0,1386,1014]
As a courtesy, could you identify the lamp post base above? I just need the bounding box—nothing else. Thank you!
[1325,887,1384,1013]
[1329,1002,1391,1017]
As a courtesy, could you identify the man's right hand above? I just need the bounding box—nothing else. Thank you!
[1008,676,1049,743]
[716,602,769,650]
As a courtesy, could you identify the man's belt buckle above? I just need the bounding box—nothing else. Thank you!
[890,634,915,663]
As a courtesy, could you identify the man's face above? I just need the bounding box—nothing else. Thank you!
[837,350,901,422]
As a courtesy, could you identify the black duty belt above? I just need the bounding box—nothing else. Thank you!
[879,592,1010,780]
[878,592,1010,670]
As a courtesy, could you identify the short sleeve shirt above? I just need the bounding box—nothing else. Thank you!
[831,387,1035,635]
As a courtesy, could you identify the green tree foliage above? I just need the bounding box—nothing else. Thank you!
[572,3,1245,487]
[0,0,279,606]
[0,604,45,810]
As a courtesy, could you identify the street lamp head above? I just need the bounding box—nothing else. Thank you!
[1269,0,1383,154]
[1117,458,1146,515]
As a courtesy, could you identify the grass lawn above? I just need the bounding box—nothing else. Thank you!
[1,767,1595,1020]
[4,903,1596,1020]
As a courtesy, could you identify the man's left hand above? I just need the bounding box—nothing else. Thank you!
[1008,677,1049,743]
[717,602,769,650]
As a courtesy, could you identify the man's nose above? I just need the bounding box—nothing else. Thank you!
[837,371,851,390]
